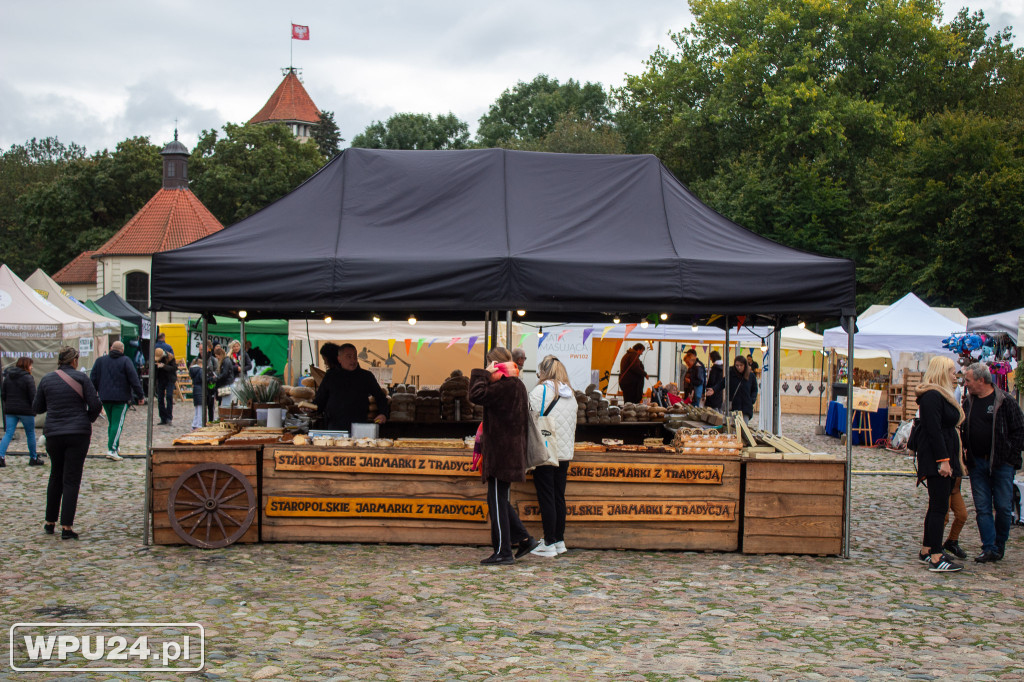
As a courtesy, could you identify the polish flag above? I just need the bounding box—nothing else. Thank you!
[291,24,310,40]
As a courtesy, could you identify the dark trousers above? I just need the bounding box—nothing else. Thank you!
[45,434,90,527]
[206,393,215,423]
[922,475,953,555]
[156,377,174,423]
[487,477,528,557]
[532,461,570,543]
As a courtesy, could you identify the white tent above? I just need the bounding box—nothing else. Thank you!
[822,292,963,358]
[25,269,120,337]
[861,303,967,326]
[0,263,94,379]
[967,307,1024,344]
[288,319,524,343]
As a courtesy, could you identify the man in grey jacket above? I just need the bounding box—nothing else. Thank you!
[90,341,144,461]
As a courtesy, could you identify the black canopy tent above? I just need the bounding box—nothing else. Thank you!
[150,149,855,323]
[97,291,151,339]
[147,149,858,556]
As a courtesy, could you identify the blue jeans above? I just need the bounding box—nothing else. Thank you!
[692,385,704,405]
[1,414,37,459]
[969,462,1016,554]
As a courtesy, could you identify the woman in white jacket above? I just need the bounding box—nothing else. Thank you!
[528,355,578,557]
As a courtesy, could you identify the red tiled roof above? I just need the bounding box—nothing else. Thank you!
[53,250,98,285]
[93,188,224,257]
[249,69,320,125]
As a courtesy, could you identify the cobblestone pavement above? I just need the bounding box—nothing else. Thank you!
[1,408,1021,681]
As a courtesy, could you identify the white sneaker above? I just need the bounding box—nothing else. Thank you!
[105,451,123,461]
[553,541,567,554]
[531,540,558,557]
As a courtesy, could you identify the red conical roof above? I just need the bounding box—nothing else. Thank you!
[250,69,320,125]
[92,188,224,257]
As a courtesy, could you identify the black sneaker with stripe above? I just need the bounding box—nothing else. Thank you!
[928,553,963,572]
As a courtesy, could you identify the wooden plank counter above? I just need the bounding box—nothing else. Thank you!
[261,446,741,551]
[742,460,845,556]
[151,447,261,546]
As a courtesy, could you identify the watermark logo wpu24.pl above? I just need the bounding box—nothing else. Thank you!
[9,623,204,672]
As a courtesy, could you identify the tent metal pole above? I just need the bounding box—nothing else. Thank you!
[240,319,246,381]
[724,317,731,435]
[844,314,855,559]
[490,311,499,351]
[483,311,490,357]
[506,310,512,349]
[772,324,782,435]
[143,311,156,547]
[201,317,209,426]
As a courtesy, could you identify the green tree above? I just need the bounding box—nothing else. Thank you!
[0,137,87,275]
[502,113,626,154]
[862,111,1024,315]
[189,122,326,225]
[313,110,344,158]
[477,75,611,147]
[615,0,1024,310]
[13,136,161,276]
[350,112,470,150]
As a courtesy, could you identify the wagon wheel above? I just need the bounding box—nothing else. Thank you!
[168,463,256,549]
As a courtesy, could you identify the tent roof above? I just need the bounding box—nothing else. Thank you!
[861,302,967,326]
[84,300,139,339]
[822,292,963,357]
[0,264,93,340]
[96,291,151,339]
[151,149,855,323]
[967,306,1024,343]
[25,269,121,336]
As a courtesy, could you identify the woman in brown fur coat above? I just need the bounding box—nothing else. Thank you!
[469,347,538,565]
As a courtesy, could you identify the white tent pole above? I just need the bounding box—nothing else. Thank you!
[844,314,855,559]
[773,325,782,435]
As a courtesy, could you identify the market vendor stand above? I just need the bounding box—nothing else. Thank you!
[146,148,858,556]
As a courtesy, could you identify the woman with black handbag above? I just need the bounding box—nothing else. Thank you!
[914,355,965,572]
[32,347,102,539]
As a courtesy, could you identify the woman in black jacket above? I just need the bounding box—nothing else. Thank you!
[727,356,757,422]
[32,346,103,539]
[914,355,965,572]
[1,356,39,465]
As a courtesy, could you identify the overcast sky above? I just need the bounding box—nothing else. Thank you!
[1,1,1020,155]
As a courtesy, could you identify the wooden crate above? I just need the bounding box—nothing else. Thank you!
[903,371,923,418]
[150,447,261,545]
[742,460,845,556]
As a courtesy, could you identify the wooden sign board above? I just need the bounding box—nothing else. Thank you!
[518,499,736,522]
[850,387,882,413]
[274,450,475,477]
[266,496,487,521]
[567,462,725,484]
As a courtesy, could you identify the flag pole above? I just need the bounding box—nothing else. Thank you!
[290,24,293,69]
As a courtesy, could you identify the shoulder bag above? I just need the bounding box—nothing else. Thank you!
[526,385,561,472]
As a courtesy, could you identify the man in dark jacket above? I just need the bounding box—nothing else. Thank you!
[313,344,389,432]
[619,343,648,404]
[90,341,144,461]
[1,356,40,465]
[682,349,706,404]
[961,362,1024,563]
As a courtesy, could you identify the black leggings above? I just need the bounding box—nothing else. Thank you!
[487,478,528,557]
[45,434,90,527]
[532,461,570,544]
[922,475,953,555]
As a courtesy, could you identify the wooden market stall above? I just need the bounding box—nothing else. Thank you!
[146,148,859,555]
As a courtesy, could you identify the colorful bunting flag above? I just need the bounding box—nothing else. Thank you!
[556,329,569,341]
[519,333,530,348]
[707,314,723,325]
[798,350,804,356]
[404,339,411,356]
[538,332,549,346]
[428,338,437,348]
[387,339,395,356]
[736,315,746,331]
[601,326,613,340]
[447,337,461,349]
[467,336,478,354]
[582,328,593,345]
[416,338,425,353]
[623,323,638,339]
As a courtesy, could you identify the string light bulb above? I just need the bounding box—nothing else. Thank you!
[613,317,621,324]
[516,309,526,317]
[660,313,668,321]
[324,316,332,324]
[372,315,380,323]
[691,322,699,332]
[798,320,807,329]
[760,342,768,352]
[408,315,417,325]
[640,320,649,329]
[238,310,247,319]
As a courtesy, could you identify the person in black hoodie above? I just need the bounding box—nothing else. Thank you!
[1,356,40,465]
[33,346,102,539]
[703,351,725,412]
[313,343,389,432]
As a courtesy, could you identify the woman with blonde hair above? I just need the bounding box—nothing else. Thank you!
[528,355,578,557]
[914,355,965,572]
